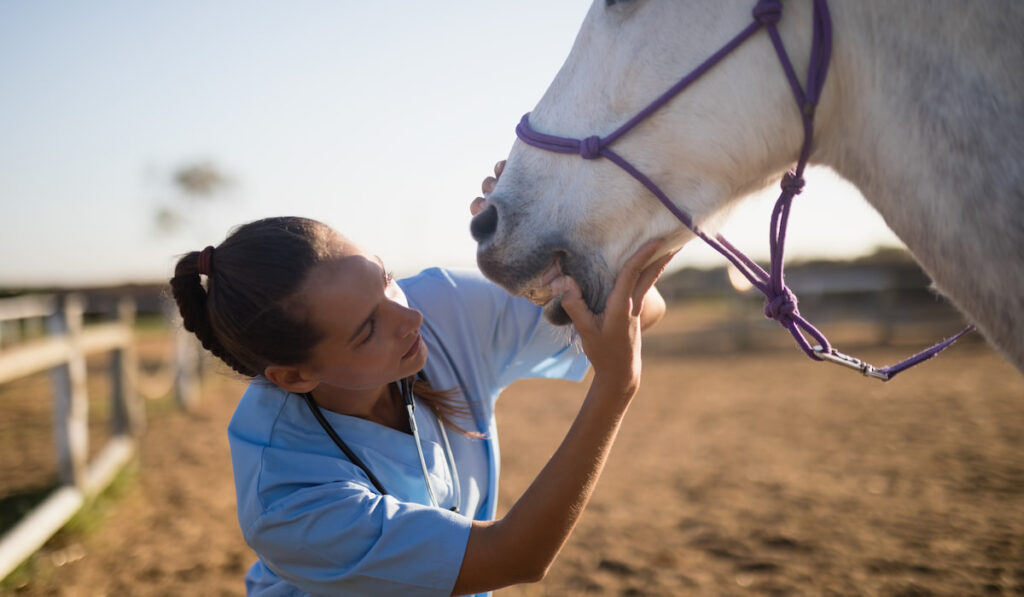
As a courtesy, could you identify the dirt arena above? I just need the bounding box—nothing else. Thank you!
[2,303,1023,596]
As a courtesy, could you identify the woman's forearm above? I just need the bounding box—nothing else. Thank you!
[451,379,634,595]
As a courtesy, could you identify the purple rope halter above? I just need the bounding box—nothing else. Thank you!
[516,0,973,381]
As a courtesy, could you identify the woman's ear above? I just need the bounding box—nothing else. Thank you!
[264,365,319,394]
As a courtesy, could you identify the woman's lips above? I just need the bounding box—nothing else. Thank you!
[401,333,423,360]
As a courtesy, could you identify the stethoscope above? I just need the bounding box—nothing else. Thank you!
[302,372,462,514]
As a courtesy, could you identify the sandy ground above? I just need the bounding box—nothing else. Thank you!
[2,306,1023,596]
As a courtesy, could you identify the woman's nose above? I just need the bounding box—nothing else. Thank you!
[397,305,423,336]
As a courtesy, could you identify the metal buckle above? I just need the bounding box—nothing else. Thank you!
[812,345,890,381]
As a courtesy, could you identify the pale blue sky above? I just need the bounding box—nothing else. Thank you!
[0,0,900,287]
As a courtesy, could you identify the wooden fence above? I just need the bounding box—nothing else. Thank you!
[0,293,147,580]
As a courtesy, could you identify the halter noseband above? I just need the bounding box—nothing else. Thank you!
[515,0,973,381]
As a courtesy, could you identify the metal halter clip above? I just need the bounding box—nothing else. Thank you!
[812,345,890,381]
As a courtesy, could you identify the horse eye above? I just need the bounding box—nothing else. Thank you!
[605,0,634,8]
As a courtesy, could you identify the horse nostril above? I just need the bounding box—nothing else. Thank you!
[470,204,499,242]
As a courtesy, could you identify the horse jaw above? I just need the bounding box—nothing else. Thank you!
[473,0,809,322]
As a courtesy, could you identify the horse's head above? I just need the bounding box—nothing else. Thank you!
[473,0,818,324]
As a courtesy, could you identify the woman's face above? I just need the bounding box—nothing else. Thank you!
[298,237,427,392]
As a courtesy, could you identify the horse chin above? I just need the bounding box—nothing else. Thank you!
[541,296,572,326]
[476,243,608,327]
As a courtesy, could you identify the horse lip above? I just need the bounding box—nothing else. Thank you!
[521,257,563,306]
[474,239,581,316]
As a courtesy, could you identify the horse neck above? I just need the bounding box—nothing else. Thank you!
[816,0,1021,252]
[813,0,1024,369]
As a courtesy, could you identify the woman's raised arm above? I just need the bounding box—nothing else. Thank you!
[451,240,673,595]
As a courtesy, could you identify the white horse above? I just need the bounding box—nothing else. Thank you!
[472,0,1024,374]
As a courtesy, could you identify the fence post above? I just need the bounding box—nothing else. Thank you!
[0,320,18,349]
[24,315,44,342]
[46,294,88,489]
[175,330,201,409]
[111,297,145,436]
[168,297,201,410]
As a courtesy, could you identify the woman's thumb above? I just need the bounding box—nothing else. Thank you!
[551,276,593,329]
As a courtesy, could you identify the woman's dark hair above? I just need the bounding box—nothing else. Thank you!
[171,216,332,377]
[170,216,480,436]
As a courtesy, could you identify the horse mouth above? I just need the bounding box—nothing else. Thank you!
[525,254,584,327]
[476,240,596,326]
[520,258,563,306]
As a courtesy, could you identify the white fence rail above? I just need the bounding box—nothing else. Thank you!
[0,293,145,580]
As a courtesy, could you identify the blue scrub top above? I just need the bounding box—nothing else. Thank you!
[228,268,590,596]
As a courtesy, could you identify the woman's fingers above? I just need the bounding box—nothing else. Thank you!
[550,276,597,336]
[470,196,487,216]
[481,176,497,196]
[605,239,666,315]
[480,161,505,195]
[471,161,507,215]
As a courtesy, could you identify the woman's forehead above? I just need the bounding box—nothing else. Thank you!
[312,250,382,288]
[303,249,385,321]
[324,233,362,257]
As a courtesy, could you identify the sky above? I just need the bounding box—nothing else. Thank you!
[0,0,902,287]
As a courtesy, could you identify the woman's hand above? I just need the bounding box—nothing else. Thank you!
[470,160,505,216]
[551,240,675,395]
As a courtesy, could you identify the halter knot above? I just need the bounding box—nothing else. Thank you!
[579,135,603,160]
[781,171,805,194]
[752,0,783,25]
[764,287,799,325]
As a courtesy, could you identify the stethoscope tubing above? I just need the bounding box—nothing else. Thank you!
[303,373,461,513]
[302,391,390,496]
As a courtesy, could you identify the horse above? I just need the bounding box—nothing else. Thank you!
[470,0,1024,375]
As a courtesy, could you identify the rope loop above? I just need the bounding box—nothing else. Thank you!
[580,136,603,160]
[752,0,783,26]
[764,287,799,325]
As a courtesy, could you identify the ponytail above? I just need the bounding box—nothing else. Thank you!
[168,217,328,379]
[169,251,257,377]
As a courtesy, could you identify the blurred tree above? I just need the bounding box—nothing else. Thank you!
[154,161,234,235]
[173,162,231,198]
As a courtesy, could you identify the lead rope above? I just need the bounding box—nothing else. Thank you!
[515,0,973,381]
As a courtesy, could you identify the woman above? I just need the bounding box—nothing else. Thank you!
[169,168,672,596]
